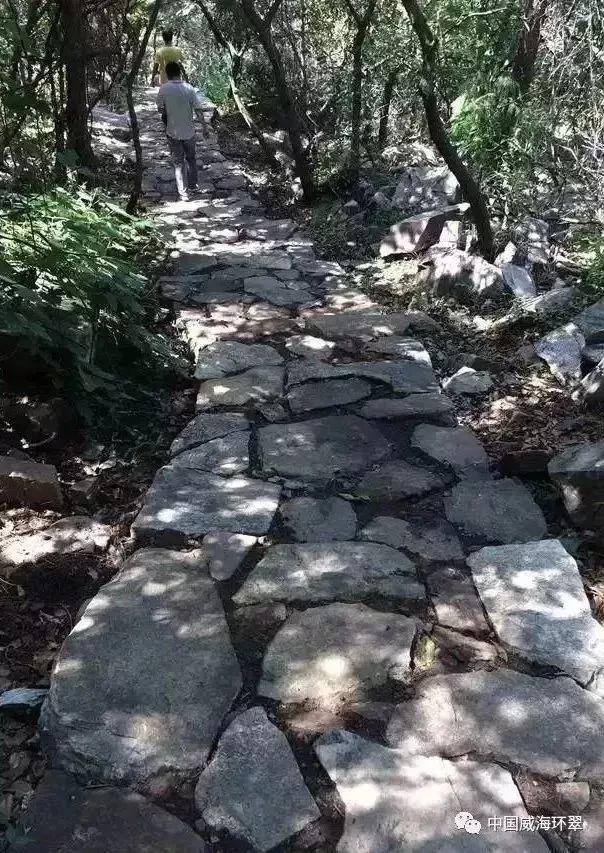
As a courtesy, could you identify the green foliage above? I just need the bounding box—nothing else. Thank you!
[574,235,604,300]
[0,186,183,428]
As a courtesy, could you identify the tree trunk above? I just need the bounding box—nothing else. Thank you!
[512,0,549,96]
[378,66,402,149]
[240,0,315,200]
[399,0,494,258]
[345,0,378,183]
[60,0,95,167]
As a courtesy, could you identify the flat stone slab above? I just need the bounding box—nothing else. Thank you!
[170,412,249,457]
[364,336,432,364]
[259,603,417,703]
[549,439,604,532]
[169,432,249,476]
[204,531,257,580]
[360,516,463,561]
[0,456,63,509]
[287,377,372,413]
[280,496,357,541]
[21,770,206,852]
[386,668,604,781]
[316,730,548,853]
[0,516,110,576]
[244,275,312,306]
[133,468,281,541]
[194,340,283,380]
[358,461,444,500]
[286,358,438,394]
[426,566,490,633]
[285,334,335,360]
[234,541,423,605]
[258,415,390,481]
[412,424,489,475]
[306,311,413,341]
[359,394,454,419]
[40,549,242,784]
[196,366,284,410]
[445,478,547,543]
[195,707,319,851]
[468,540,604,691]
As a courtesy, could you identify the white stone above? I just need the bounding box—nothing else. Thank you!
[0,516,110,576]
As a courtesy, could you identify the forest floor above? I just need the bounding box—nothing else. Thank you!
[2,97,604,851]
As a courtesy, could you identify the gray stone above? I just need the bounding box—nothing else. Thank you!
[0,687,47,714]
[196,366,284,410]
[0,516,110,577]
[204,532,257,580]
[194,340,283,380]
[443,366,493,395]
[286,358,438,394]
[257,401,289,422]
[132,469,281,541]
[40,549,242,785]
[501,263,537,298]
[445,478,547,543]
[549,439,604,531]
[386,668,604,781]
[316,730,548,853]
[195,707,319,852]
[0,456,62,509]
[170,413,249,457]
[287,377,372,413]
[583,344,604,366]
[296,259,345,277]
[258,415,390,481]
[371,191,391,210]
[364,336,432,364]
[244,275,312,306]
[306,311,412,341]
[535,323,585,383]
[379,204,469,257]
[581,357,604,405]
[576,297,604,343]
[285,334,335,360]
[412,424,489,476]
[280,496,357,541]
[358,461,444,500]
[521,288,575,317]
[359,393,454,420]
[426,567,490,633]
[392,165,459,212]
[361,516,463,561]
[422,248,505,300]
[259,603,417,703]
[514,216,550,255]
[170,432,249,476]
[234,541,422,605]
[468,539,604,690]
[21,771,206,853]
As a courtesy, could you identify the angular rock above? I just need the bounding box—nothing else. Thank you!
[40,549,242,784]
[426,566,490,633]
[358,461,444,500]
[194,340,283,380]
[0,516,110,576]
[316,730,548,853]
[287,377,372,413]
[204,531,257,581]
[521,288,575,317]
[258,415,390,481]
[575,297,604,344]
[170,412,249,457]
[386,668,604,781]
[379,204,469,257]
[244,275,312,306]
[21,770,206,853]
[445,478,547,544]
[169,432,249,476]
[259,603,417,703]
[196,366,284,410]
[360,516,463,561]
[359,393,454,420]
[392,165,459,212]
[285,334,335,360]
[364,336,431,364]
[501,263,537,298]
[234,541,422,605]
[549,439,604,531]
[583,343,604,366]
[581,357,604,405]
[306,311,412,341]
[422,248,505,300]
[443,366,493,395]
[280,496,357,541]
[133,468,281,541]
[0,456,62,509]
[296,259,345,277]
[535,323,585,384]
[0,687,48,715]
[286,358,438,394]
[195,707,319,852]
[412,424,489,476]
[468,539,604,690]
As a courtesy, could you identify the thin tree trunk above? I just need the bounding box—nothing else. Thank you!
[399,0,494,258]
[344,0,378,183]
[60,0,95,167]
[512,0,549,96]
[378,65,402,149]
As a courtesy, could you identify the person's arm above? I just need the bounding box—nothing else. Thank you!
[193,89,208,137]
[156,88,165,115]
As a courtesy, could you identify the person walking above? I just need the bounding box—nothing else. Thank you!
[156,62,208,201]
[151,29,186,86]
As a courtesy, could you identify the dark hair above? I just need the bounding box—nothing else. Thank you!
[162,30,173,43]
[165,61,181,79]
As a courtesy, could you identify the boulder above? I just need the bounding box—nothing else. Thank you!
[501,263,537,298]
[575,297,604,344]
[0,456,62,509]
[549,440,604,532]
[421,248,505,300]
[391,165,459,212]
[580,357,604,405]
[520,288,575,317]
[379,204,469,257]
[534,323,585,383]
[442,366,493,395]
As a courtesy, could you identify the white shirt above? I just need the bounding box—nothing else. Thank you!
[156,81,204,140]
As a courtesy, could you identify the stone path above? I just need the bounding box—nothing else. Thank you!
[23,91,604,851]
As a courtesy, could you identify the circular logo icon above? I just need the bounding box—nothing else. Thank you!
[455,812,473,830]
[465,818,482,835]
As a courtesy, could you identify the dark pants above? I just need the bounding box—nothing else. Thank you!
[167,135,198,197]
